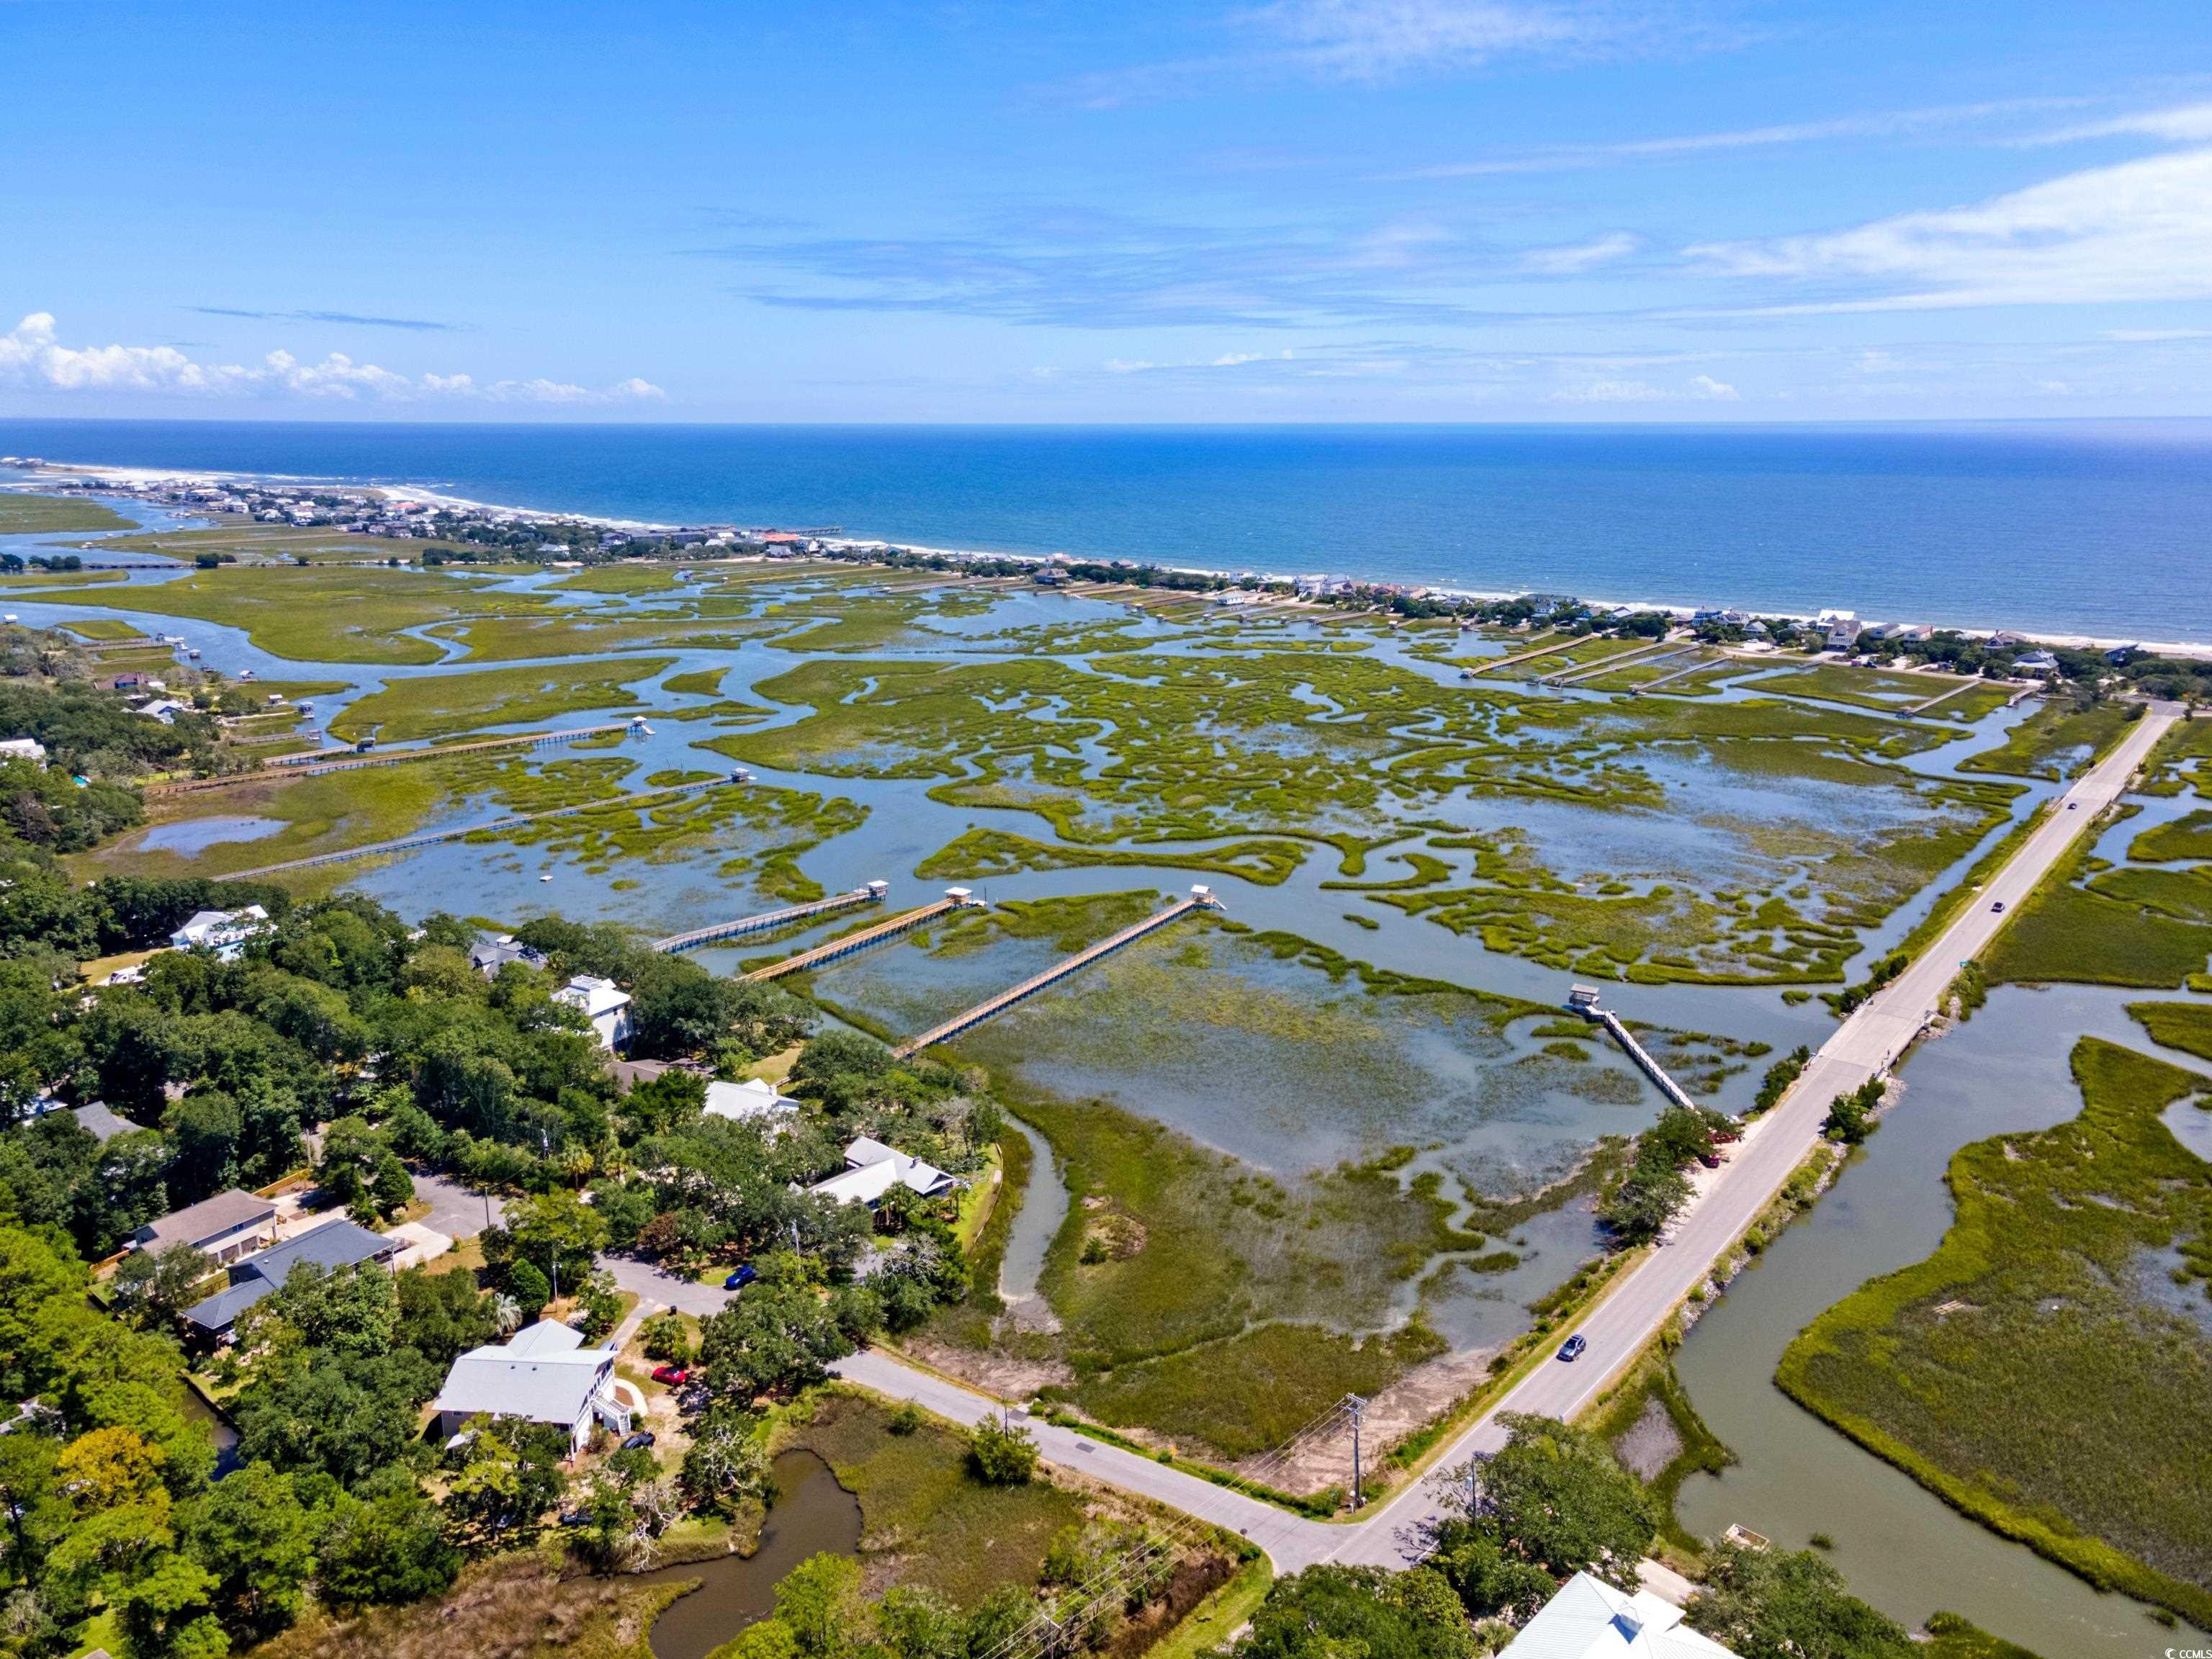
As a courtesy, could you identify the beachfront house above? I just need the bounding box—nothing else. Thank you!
[431,1319,632,1456]
[134,1189,280,1266]
[2015,649,2059,675]
[1495,1573,1735,1658]
[182,1219,403,1341]
[703,1076,803,1127]
[806,1136,958,1208]
[169,905,272,961]
[556,974,634,1051]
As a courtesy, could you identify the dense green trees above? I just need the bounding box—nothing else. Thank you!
[1687,1544,1917,1659]
[1599,1106,1724,1245]
[1223,1565,1480,1659]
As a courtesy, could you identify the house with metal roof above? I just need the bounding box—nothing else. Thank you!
[168,905,271,961]
[806,1136,958,1208]
[703,1076,802,1126]
[431,1319,632,1456]
[182,1218,403,1340]
[556,974,634,1051]
[1496,1573,1735,1659]
[135,1188,279,1264]
[469,935,547,978]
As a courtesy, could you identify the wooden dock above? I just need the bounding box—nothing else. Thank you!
[1546,639,1683,686]
[891,889,1221,1058]
[742,890,982,982]
[225,776,739,878]
[650,883,888,954]
[149,720,646,796]
[1568,987,1700,1112]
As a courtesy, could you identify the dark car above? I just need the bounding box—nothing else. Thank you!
[1697,1151,1722,1169]
[724,1264,759,1291]
[1990,899,2006,912]
[650,1364,689,1385]
[621,1430,657,1451]
[558,1510,589,1527]
[1557,1334,1588,1362]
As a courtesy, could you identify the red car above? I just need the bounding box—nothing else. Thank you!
[650,1364,690,1386]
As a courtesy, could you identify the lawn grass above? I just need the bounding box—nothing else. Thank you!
[775,1389,1087,1608]
[1776,1038,2212,1627]
[25,564,552,664]
[1959,700,2134,781]
[0,492,134,534]
[329,659,676,742]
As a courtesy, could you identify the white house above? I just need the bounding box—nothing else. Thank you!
[169,905,271,961]
[0,737,47,768]
[431,1320,631,1456]
[703,1076,802,1126]
[557,974,634,1051]
[136,699,191,725]
[1495,1573,1736,1659]
[807,1136,958,1208]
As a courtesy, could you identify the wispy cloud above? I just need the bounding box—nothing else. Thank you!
[1058,0,1686,107]
[1684,143,2212,312]
[193,305,463,333]
[0,313,664,403]
[1398,95,2091,179]
[1519,230,1637,273]
[2026,100,2212,146]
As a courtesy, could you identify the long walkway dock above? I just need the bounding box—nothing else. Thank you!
[742,890,982,982]
[650,883,888,954]
[1466,631,1573,675]
[1568,987,1700,1111]
[1636,652,1726,694]
[227,775,737,878]
[1902,677,1984,717]
[150,720,644,796]
[892,888,1222,1058]
[1547,640,1683,686]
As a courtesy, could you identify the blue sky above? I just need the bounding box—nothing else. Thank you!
[4,0,2210,421]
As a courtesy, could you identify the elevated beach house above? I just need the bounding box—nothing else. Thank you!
[432,1318,633,1455]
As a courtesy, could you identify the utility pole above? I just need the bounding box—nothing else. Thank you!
[1347,1395,1366,1511]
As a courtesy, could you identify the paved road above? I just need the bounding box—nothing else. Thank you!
[412,1169,505,1241]
[830,705,2183,1571]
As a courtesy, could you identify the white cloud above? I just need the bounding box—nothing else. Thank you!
[2032,102,2212,145]
[1211,349,1296,365]
[1520,230,1637,274]
[2102,327,2212,342]
[0,312,665,405]
[1684,145,2212,311]
[1688,374,1739,399]
[1246,0,1594,81]
[1552,377,1665,402]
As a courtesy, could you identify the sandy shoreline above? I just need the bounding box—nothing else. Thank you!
[7,456,2209,659]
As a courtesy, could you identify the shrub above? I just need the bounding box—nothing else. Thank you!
[967,1420,1039,1485]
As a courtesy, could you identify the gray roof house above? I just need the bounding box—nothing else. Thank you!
[135,1189,280,1264]
[71,1102,146,1143]
[469,936,547,978]
[182,1219,403,1339]
[432,1319,633,1455]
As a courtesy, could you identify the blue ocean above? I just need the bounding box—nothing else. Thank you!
[3,418,2208,642]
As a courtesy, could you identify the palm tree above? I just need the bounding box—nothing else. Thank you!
[491,1292,523,1335]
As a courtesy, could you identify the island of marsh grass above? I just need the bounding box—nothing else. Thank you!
[2129,1000,2212,1063]
[2144,716,2212,797]
[1745,662,1994,719]
[1776,1038,2212,1625]
[24,563,556,664]
[1984,809,2212,988]
[330,658,677,742]
[663,666,727,697]
[55,616,145,640]
[0,491,135,534]
[1959,698,2134,780]
[428,612,772,662]
[917,825,1308,888]
[774,1389,1089,1607]
[2131,807,2212,862]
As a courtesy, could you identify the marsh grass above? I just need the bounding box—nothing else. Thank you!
[1776,1038,2212,1625]
[331,659,677,742]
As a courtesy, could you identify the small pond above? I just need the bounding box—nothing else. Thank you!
[138,814,287,855]
[631,1449,861,1659]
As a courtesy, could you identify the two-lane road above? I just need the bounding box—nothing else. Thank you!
[832,703,2183,1571]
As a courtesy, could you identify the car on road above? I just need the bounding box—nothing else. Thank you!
[621,1430,657,1450]
[2069,801,2079,810]
[650,1364,689,1385]
[724,1264,759,1291]
[1990,899,2006,912]
[1557,1334,1587,1362]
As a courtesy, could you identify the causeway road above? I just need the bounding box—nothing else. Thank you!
[832,702,2184,1571]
